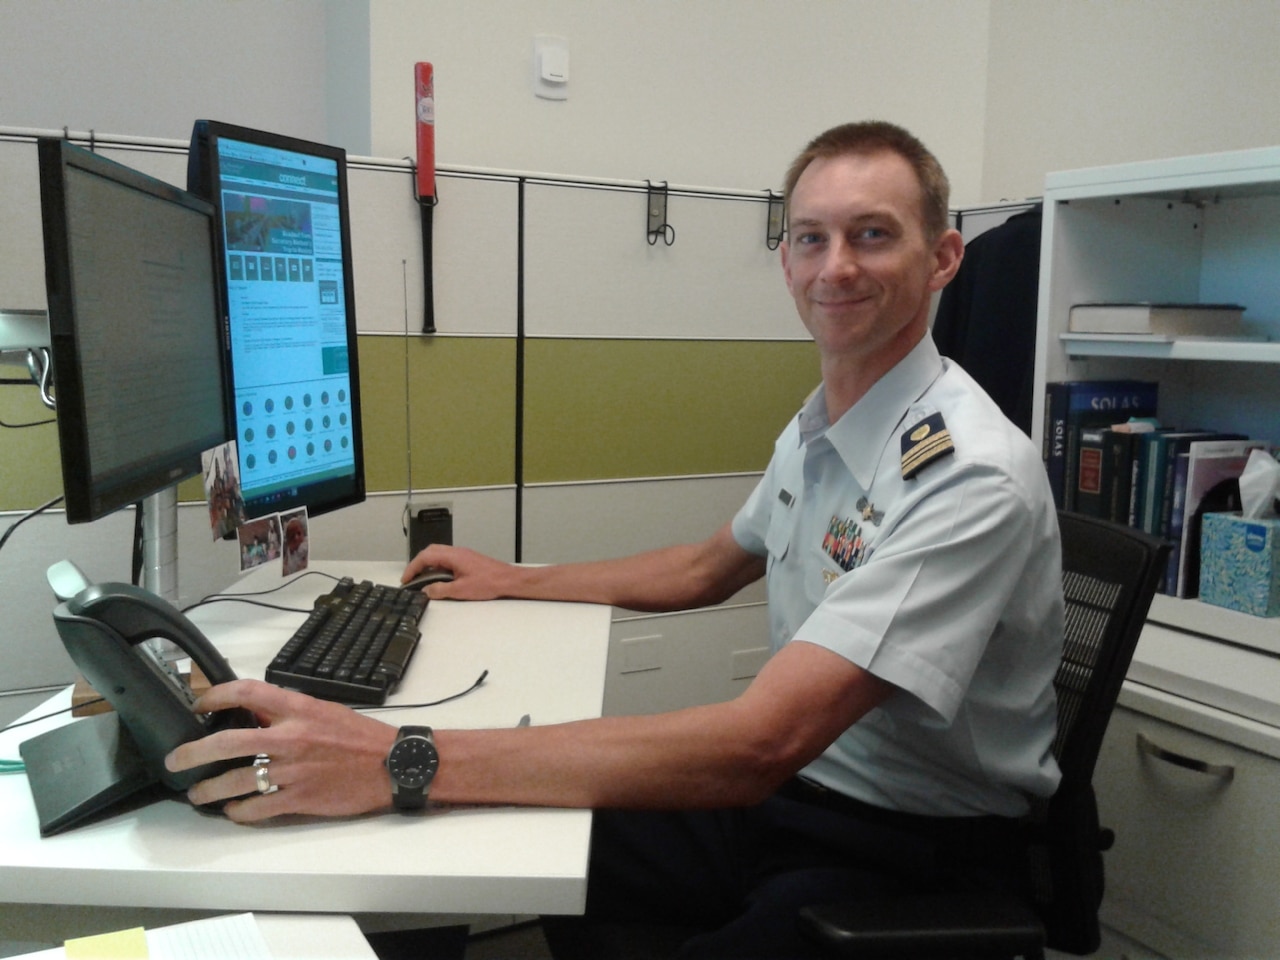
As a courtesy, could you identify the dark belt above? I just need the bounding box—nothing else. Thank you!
[776,777,1022,847]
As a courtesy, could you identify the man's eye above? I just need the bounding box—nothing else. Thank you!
[795,232,824,245]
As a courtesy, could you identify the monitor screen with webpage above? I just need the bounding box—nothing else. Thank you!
[37,138,229,524]
[187,120,365,522]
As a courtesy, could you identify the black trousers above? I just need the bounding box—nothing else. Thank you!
[541,781,1030,960]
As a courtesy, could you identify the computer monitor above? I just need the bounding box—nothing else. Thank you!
[37,138,229,525]
[186,120,365,522]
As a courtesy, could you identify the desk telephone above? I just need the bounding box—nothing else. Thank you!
[19,562,255,834]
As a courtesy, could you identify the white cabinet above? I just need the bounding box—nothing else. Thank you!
[1095,695,1280,958]
[1034,148,1280,955]
[605,603,769,716]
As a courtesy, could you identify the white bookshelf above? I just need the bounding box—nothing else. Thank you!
[1033,145,1280,654]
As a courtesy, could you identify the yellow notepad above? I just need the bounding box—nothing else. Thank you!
[65,926,148,959]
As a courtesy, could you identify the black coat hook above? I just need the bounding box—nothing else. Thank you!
[646,180,675,246]
[765,190,785,250]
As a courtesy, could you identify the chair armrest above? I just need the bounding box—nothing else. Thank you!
[798,890,1045,958]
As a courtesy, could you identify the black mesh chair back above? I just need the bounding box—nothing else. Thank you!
[800,512,1170,958]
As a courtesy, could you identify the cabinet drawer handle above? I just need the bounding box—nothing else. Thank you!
[1136,732,1235,781]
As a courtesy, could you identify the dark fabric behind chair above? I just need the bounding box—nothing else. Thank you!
[932,206,1042,437]
[799,513,1170,959]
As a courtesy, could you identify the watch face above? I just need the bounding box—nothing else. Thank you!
[388,736,439,788]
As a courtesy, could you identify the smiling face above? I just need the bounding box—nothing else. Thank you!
[781,150,962,378]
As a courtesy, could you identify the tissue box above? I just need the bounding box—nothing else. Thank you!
[1199,512,1280,617]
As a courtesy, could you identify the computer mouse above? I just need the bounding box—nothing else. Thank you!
[401,567,455,591]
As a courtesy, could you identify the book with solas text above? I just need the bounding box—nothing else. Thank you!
[1044,380,1158,510]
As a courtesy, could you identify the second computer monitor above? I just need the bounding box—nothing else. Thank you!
[187,120,365,522]
[38,138,228,524]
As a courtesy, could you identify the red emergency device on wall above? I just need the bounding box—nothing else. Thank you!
[415,61,436,332]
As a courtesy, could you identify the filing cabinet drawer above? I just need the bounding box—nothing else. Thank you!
[1095,706,1280,957]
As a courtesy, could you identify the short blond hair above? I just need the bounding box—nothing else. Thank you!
[783,121,950,239]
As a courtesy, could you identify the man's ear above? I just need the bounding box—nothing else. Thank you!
[928,228,964,292]
[779,239,795,296]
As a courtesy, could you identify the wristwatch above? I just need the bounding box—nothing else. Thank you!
[385,725,439,811]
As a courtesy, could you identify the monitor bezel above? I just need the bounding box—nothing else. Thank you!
[37,138,229,524]
[187,119,366,522]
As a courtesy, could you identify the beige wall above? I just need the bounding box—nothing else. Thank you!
[983,0,1280,202]
[363,0,992,201]
[6,2,1278,205]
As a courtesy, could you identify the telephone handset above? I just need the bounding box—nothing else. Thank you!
[51,580,256,791]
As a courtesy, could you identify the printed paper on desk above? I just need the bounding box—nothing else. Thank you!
[147,914,273,960]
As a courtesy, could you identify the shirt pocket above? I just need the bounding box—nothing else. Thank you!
[764,503,794,566]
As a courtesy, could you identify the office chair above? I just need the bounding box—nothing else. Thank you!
[799,512,1170,959]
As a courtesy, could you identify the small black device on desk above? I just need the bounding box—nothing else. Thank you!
[266,578,429,705]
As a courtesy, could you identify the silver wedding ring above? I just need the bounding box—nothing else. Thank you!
[253,755,278,795]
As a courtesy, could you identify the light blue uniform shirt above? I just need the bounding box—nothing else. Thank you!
[732,337,1063,817]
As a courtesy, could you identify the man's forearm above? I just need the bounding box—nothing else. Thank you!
[508,540,760,612]
[417,523,764,612]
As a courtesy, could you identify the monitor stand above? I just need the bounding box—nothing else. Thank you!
[140,486,179,605]
[141,485,182,660]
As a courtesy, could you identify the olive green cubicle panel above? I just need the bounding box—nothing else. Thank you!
[357,334,518,492]
[0,388,210,513]
[0,335,516,513]
[0,384,61,511]
[522,339,818,483]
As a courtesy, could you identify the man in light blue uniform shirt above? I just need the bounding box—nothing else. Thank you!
[733,335,1062,820]
[173,120,1064,960]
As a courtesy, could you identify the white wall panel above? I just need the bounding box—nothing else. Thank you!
[347,168,519,336]
[523,183,800,341]
[0,139,57,311]
[521,474,766,604]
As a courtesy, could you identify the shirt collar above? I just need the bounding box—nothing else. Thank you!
[798,337,945,489]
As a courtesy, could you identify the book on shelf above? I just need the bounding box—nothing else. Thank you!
[1067,302,1246,337]
[1044,380,1159,510]
[1158,432,1238,539]
[1072,419,1161,523]
[1172,438,1270,598]
[1139,430,1232,537]
[1131,427,1174,530]
[1073,426,1109,518]
[1096,421,1160,525]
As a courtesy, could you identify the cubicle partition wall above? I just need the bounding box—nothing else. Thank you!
[0,129,815,719]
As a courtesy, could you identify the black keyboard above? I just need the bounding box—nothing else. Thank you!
[266,578,428,704]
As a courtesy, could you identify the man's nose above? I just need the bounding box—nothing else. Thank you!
[819,238,860,282]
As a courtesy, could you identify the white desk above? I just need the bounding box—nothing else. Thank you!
[0,561,611,920]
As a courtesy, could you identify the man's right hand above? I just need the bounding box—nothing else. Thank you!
[402,544,523,601]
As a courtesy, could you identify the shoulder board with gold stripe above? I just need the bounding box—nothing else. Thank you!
[900,412,954,479]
